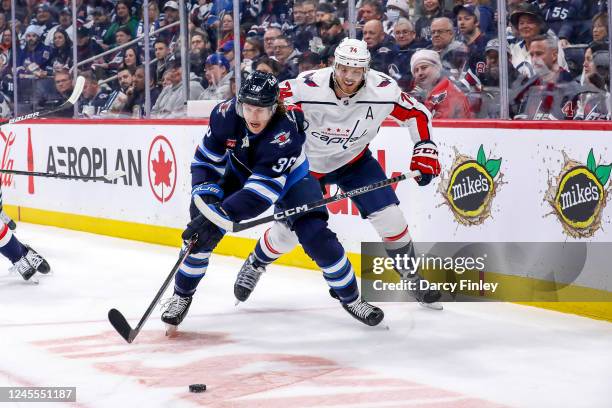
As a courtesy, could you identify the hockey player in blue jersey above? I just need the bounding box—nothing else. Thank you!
[161,71,385,328]
[0,189,50,282]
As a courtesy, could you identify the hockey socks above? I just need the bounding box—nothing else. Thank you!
[0,223,27,263]
[322,254,358,303]
[174,250,210,297]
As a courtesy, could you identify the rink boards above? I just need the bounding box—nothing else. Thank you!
[1,119,611,321]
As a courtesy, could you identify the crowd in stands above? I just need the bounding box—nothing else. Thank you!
[0,0,609,120]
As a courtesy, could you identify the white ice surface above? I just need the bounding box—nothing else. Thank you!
[0,223,611,408]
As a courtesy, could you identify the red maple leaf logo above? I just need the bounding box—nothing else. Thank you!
[151,146,173,187]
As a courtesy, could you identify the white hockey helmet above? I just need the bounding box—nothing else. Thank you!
[334,38,371,71]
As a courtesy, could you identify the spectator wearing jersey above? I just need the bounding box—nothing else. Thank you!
[95,27,133,77]
[415,0,453,42]
[102,66,134,116]
[159,0,180,47]
[0,27,12,73]
[390,18,426,91]
[47,29,73,75]
[200,53,231,100]
[79,70,110,117]
[91,7,112,50]
[44,7,73,47]
[103,0,138,47]
[363,19,398,75]
[534,0,580,47]
[16,25,51,79]
[33,4,57,46]
[136,1,161,48]
[410,49,472,118]
[76,26,104,71]
[287,0,318,52]
[319,18,346,64]
[273,35,300,81]
[511,34,578,120]
[454,5,488,77]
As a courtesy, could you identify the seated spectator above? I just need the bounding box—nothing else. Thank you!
[415,0,453,42]
[508,3,569,78]
[316,3,336,24]
[511,34,579,120]
[101,66,135,116]
[287,0,318,52]
[318,18,346,63]
[45,70,74,117]
[47,29,73,75]
[95,27,133,77]
[219,40,236,66]
[535,0,580,47]
[273,35,300,81]
[358,0,384,25]
[103,0,138,47]
[136,1,161,48]
[0,27,11,72]
[462,0,495,38]
[480,39,520,87]
[241,37,263,73]
[409,49,473,118]
[153,39,170,84]
[297,51,323,73]
[122,46,141,72]
[76,26,104,71]
[152,55,203,117]
[33,4,57,46]
[591,13,608,45]
[263,26,282,57]
[45,7,74,47]
[16,25,51,79]
[253,55,283,77]
[217,12,235,50]
[389,18,423,91]
[199,53,231,100]
[574,42,609,120]
[91,6,112,50]
[363,19,398,75]
[189,31,211,78]
[384,0,411,35]
[454,5,488,76]
[79,70,110,117]
[125,65,161,117]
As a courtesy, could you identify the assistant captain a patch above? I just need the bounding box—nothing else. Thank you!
[270,131,291,147]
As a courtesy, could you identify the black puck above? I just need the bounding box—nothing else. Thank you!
[189,384,206,393]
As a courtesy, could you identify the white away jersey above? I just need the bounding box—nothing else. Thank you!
[280,67,433,174]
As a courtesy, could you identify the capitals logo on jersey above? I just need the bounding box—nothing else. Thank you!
[271,131,291,147]
[431,90,448,105]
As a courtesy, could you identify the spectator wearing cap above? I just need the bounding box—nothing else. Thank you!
[79,70,110,117]
[363,19,398,75]
[415,0,453,42]
[136,1,161,49]
[389,18,425,91]
[103,0,138,47]
[480,39,520,87]
[16,25,51,79]
[384,0,410,35]
[319,18,346,63]
[287,0,319,53]
[76,26,104,71]
[273,35,300,81]
[461,0,495,38]
[199,53,231,100]
[316,3,336,24]
[44,7,73,47]
[47,28,73,75]
[91,6,112,50]
[219,40,236,66]
[409,49,472,118]
[508,3,569,78]
[454,5,488,77]
[575,42,610,120]
[33,4,57,45]
[511,34,578,120]
[263,26,282,57]
[297,51,323,73]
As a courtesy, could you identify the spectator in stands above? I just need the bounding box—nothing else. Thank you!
[219,40,236,66]
[152,55,202,117]
[316,3,336,24]
[34,4,57,46]
[103,66,134,116]
[263,26,282,57]
[297,51,323,73]
[575,45,609,120]
[384,0,411,34]
[45,7,74,47]
[200,53,231,100]
[241,37,263,73]
[536,0,579,47]
[47,70,74,117]
[480,39,520,87]
[95,27,133,77]
[359,0,384,24]
[389,18,422,91]
[511,34,578,120]
[0,12,6,33]
[190,31,211,78]
[76,26,104,71]
[415,0,453,42]
[363,19,398,74]
[253,55,283,77]
[430,17,460,54]
[462,0,495,38]
[122,47,141,72]
[287,0,318,52]
[136,1,161,48]
[91,7,112,50]
[16,25,51,79]
[273,35,300,81]
[454,5,488,76]
[508,3,569,79]
[47,29,73,74]
[0,27,11,72]
[154,39,171,84]
[103,0,138,47]
[125,65,161,117]
[79,70,110,117]
[217,12,236,49]
[591,13,608,45]
[410,49,473,118]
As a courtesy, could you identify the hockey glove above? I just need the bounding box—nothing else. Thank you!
[410,140,441,186]
[192,183,224,204]
[182,203,229,251]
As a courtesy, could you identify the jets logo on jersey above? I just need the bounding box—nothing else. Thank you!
[431,91,448,105]
[271,131,291,147]
[218,100,231,117]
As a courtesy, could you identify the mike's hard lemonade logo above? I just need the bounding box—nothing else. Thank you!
[546,149,611,238]
[439,145,502,226]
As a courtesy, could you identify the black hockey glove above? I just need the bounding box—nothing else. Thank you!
[182,210,225,251]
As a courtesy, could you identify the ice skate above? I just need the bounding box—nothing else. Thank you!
[9,245,50,281]
[161,294,192,335]
[329,289,385,327]
[234,253,265,304]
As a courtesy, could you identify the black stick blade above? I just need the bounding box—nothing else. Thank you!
[108,308,135,343]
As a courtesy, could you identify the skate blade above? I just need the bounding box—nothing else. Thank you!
[234,299,241,306]
[419,302,443,311]
[165,324,178,337]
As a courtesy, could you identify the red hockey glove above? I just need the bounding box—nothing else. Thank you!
[410,140,441,186]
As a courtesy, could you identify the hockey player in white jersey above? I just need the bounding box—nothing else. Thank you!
[234,38,442,308]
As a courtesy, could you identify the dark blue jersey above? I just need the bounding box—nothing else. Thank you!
[192,98,309,221]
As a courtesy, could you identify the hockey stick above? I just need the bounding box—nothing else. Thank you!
[0,168,126,182]
[0,76,85,126]
[195,170,422,233]
[108,236,198,344]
